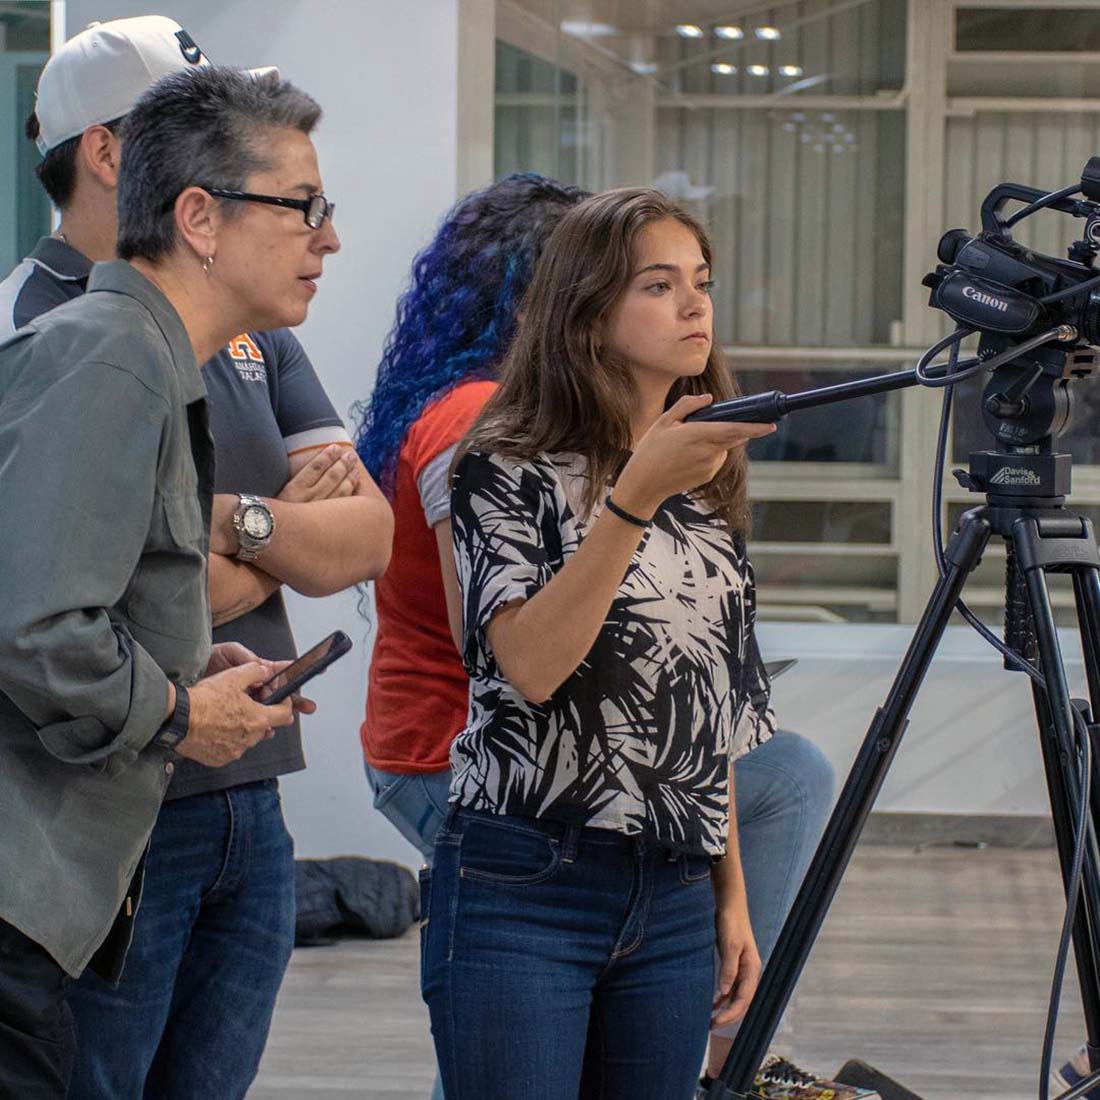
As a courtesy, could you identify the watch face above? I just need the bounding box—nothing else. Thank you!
[242,505,273,540]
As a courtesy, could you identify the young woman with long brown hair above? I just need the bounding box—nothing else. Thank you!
[420,188,776,1099]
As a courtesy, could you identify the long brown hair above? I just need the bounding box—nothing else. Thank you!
[459,188,748,530]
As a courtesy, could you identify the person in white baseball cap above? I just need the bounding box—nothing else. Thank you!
[32,15,210,157]
[7,14,272,275]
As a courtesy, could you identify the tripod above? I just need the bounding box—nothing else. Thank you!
[694,372,1100,1099]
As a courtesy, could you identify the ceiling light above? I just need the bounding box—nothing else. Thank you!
[714,25,744,40]
[711,62,737,75]
[676,24,705,38]
[748,64,770,76]
[561,21,617,37]
[782,121,797,133]
[755,26,782,40]
[630,60,659,75]
[779,64,803,77]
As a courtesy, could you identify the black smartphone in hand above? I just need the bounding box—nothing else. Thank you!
[251,630,352,705]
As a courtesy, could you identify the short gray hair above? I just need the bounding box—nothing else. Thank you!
[117,66,321,262]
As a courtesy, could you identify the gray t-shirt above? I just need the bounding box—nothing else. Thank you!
[0,238,350,801]
[170,328,349,799]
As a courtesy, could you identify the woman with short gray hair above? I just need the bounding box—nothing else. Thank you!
[119,65,335,336]
[0,59,346,1098]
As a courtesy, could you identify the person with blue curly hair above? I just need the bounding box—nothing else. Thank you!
[355,172,586,828]
[355,173,835,1098]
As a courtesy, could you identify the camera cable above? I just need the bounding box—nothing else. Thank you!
[1003,184,1083,231]
[929,333,1043,682]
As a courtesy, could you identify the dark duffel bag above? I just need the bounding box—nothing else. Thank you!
[294,856,418,946]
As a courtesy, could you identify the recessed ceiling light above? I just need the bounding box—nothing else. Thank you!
[748,64,770,76]
[629,60,659,74]
[755,26,782,40]
[714,25,744,40]
[676,24,705,38]
[779,64,803,77]
[711,62,737,75]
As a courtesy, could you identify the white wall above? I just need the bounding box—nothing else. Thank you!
[758,622,1083,820]
[65,0,467,867]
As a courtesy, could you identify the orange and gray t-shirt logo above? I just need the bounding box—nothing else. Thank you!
[226,334,266,383]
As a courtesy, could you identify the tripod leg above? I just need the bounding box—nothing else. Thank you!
[712,510,994,1098]
[1072,569,1100,927]
[1016,519,1100,1071]
[1076,567,1100,1073]
[1072,568,1100,711]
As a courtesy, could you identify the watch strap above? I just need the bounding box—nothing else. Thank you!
[153,683,190,752]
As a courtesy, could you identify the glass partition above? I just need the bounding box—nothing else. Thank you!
[495,0,1100,623]
[0,1,50,278]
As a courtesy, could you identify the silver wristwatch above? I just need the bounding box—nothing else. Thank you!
[232,494,275,562]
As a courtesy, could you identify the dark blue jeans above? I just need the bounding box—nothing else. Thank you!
[0,918,73,1100]
[67,780,295,1100]
[422,808,716,1100]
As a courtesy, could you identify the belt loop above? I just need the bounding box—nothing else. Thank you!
[561,824,579,864]
[444,803,461,833]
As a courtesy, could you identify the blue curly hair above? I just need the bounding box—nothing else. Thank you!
[354,172,586,495]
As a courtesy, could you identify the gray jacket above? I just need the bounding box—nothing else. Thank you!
[0,260,212,977]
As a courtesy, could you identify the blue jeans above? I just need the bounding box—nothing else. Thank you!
[366,730,834,1089]
[423,807,716,1100]
[365,763,453,862]
[67,779,296,1100]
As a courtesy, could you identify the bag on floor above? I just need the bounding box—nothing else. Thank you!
[294,856,418,945]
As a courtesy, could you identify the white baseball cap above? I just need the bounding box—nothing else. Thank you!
[33,15,275,155]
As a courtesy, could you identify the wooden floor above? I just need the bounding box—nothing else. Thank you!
[251,842,1086,1100]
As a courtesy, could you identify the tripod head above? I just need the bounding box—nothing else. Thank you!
[952,340,1099,507]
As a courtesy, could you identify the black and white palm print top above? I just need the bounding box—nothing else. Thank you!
[449,449,776,858]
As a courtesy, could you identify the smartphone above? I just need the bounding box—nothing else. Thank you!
[251,630,352,705]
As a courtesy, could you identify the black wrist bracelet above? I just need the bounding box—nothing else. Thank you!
[604,494,651,529]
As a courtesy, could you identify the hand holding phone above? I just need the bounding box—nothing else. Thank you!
[251,630,352,705]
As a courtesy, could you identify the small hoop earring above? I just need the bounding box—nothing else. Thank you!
[202,255,214,275]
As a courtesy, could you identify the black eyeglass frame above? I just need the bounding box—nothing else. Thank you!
[204,187,335,229]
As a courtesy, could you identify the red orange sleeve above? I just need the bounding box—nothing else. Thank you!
[403,379,498,481]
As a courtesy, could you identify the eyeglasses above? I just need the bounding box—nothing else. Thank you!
[205,188,335,229]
